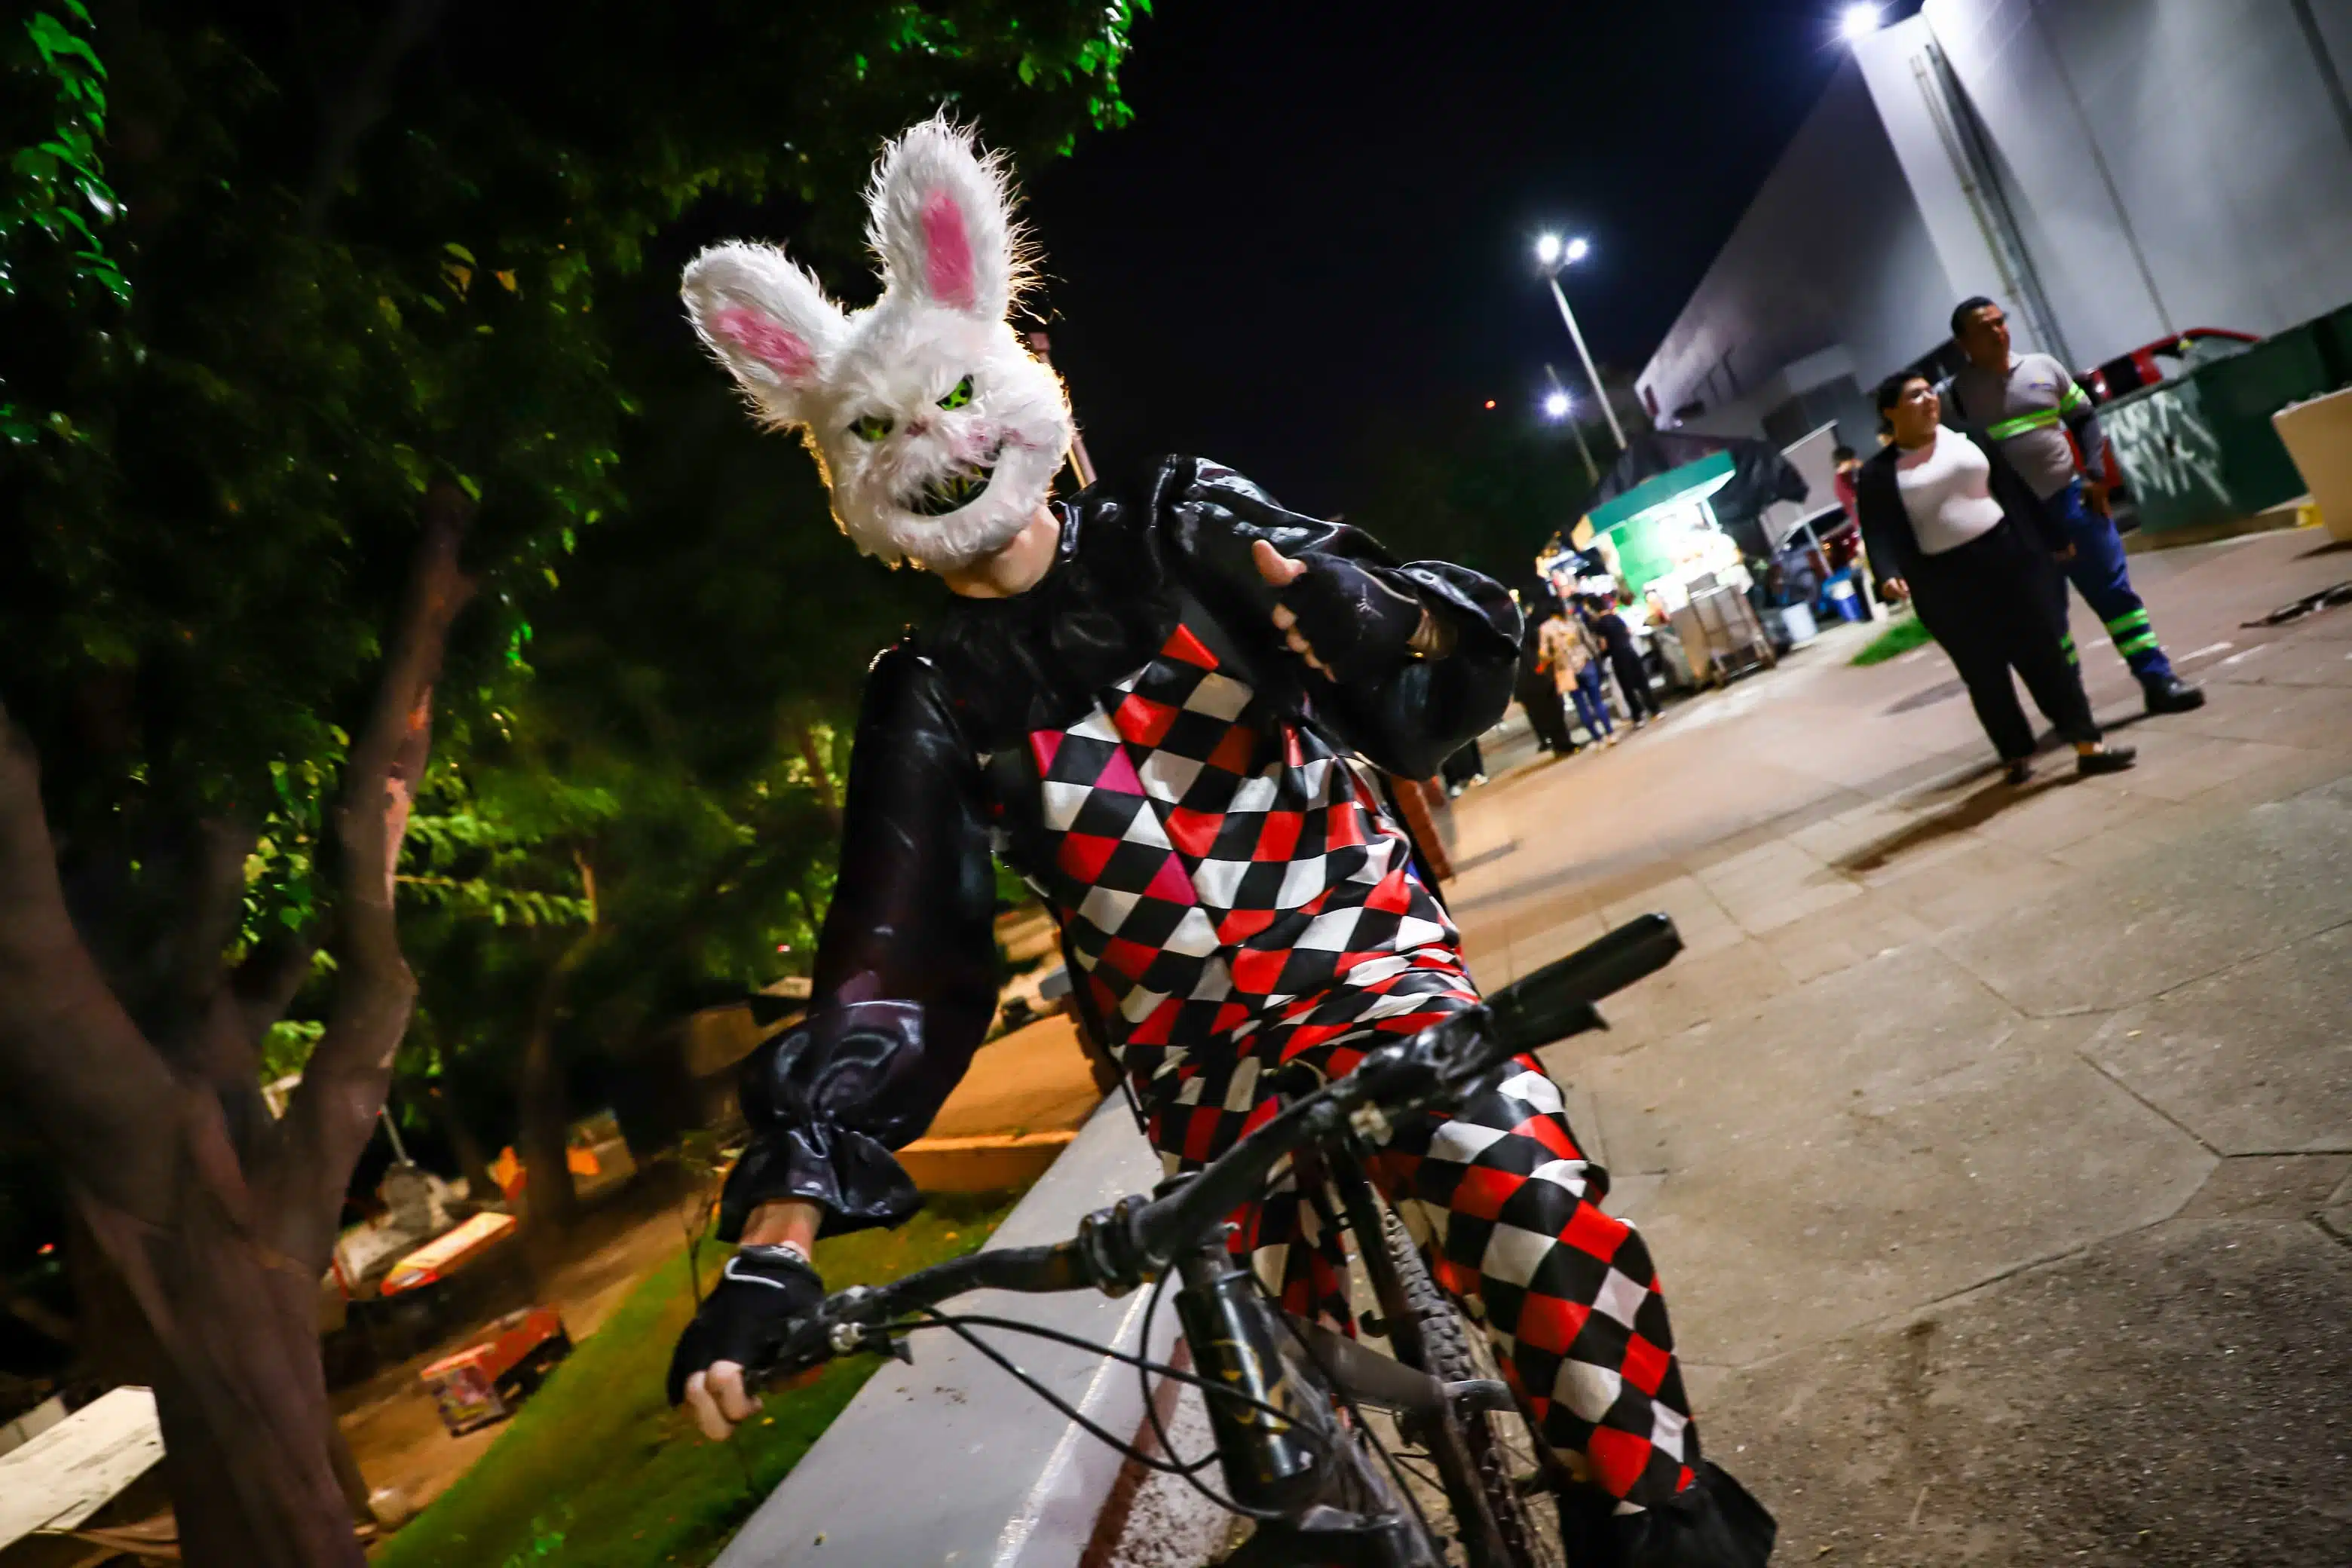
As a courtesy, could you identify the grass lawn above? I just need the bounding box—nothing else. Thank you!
[374,1190,1021,1568]
[1851,611,1934,666]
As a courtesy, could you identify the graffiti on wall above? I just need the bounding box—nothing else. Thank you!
[2103,378,2232,532]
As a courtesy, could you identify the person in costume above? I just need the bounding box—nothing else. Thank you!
[663,118,1773,1566]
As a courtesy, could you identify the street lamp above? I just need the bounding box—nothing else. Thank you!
[1533,234,1626,452]
[1839,4,1882,42]
[1543,364,1599,486]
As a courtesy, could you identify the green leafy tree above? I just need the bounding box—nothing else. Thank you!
[0,4,1140,1563]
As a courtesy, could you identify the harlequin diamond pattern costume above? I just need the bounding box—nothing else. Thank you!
[711,458,1761,1539]
[672,118,1770,1563]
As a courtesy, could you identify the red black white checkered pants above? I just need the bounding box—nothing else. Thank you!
[1137,963,1700,1508]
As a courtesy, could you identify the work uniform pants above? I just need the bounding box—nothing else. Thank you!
[1135,958,1701,1509]
[2050,479,2174,681]
[1909,518,2102,762]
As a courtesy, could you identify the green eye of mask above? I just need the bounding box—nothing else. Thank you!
[936,375,974,411]
[850,412,893,443]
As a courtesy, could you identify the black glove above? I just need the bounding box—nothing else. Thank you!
[666,1245,826,1405]
[1277,556,1430,684]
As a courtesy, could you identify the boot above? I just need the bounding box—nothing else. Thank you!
[2142,673,2205,713]
[1558,1463,1777,1567]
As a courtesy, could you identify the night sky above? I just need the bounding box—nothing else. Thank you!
[1024,0,1921,514]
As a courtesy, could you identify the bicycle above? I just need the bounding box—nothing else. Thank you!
[747,914,1687,1567]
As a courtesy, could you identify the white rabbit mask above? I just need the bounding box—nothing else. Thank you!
[681,118,1073,573]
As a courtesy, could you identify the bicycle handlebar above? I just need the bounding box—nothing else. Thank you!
[752,914,1683,1380]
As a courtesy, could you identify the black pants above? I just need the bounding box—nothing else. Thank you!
[1441,738,1484,787]
[1908,519,2100,761]
[1517,669,1575,752]
[1609,649,1656,722]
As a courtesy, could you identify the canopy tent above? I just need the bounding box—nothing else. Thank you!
[1579,430,1811,561]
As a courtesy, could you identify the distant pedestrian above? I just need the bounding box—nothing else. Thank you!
[1515,602,1576,754]
[1540,608,1615,748]
[1858,372,2136,784]
[1944,296,2203,715]
[1441,737,1487,795]
[1580,595,1658,727]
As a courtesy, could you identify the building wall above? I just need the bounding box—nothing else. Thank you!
[1636,57,1962,437]
[1881,0,2352,366]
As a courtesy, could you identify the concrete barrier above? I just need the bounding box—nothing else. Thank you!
[715,1094,1181,1568]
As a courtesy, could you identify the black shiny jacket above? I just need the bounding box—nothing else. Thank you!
[718,456,1522,1240]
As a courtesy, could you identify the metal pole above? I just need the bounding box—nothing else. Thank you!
[379,1104,412,1166]
[1545,363,1600,487]
[1547,272,1627,451]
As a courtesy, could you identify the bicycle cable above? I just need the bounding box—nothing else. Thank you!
[874,1302,1325,1522]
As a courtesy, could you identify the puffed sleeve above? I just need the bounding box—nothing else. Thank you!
[1156,458,1522,779]
[715,645,1001,1241]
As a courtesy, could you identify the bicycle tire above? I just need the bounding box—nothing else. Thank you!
[1380,1204,1566,1568]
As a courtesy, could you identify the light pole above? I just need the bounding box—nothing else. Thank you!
[1542,364,1599,487]
[1534,234,1627,452]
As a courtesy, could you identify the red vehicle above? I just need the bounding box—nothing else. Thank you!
[2080,328,2259,403]
[420,1306,572,1435]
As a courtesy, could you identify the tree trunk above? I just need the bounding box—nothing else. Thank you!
[79,1184,362,1568]
[0,490,477,1567]
[790,717,842,831]
[516,1008,577,1231]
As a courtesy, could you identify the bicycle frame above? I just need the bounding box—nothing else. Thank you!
[752,914,1686,1564]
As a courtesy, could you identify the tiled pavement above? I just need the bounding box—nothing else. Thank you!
[1440,527,2352,1563]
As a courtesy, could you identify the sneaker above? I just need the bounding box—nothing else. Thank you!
[2142,674,2205,714]
[2078,745,2138,776]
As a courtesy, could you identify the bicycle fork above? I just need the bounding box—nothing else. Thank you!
[1174,1234,1439,1568]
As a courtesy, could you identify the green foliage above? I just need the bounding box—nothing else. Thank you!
[373,1192,1022,1568]
[1851,610,1932,666]
[1,1,127,446]
[0,1,1140,1138]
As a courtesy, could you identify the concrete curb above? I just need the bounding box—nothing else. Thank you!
[716,1095,1178,1568]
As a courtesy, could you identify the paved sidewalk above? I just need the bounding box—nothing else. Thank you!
[1442,527,2352,1564]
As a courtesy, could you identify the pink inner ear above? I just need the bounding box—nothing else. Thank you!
[921,190,978,310]
[710,305,815,380]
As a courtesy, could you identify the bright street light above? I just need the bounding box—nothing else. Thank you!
[1535,233,1591,269]
[1839,3,1882,41]
[1532,236,1626,452]
[1542,390,1571,420]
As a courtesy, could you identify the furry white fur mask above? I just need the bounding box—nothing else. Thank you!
[681,119,1073,573]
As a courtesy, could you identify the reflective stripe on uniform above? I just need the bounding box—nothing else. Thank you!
[2060,383,2093,416]
[1987,407,2064,440]
[2115,631,2160,657]
[2060,632,2080,666]
[2104,608,2151,636]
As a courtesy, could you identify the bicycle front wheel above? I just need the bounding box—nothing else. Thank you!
[1379,1203,1567,1568]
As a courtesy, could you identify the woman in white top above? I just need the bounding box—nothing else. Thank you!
[1856,372,2134,784]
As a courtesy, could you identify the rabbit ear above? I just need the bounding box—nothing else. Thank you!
[868,116,1025,320]
[681,243,848,425]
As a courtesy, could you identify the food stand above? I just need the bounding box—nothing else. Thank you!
[1571,450,1775,687]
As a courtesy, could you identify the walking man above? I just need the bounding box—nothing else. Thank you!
[1582,595,1658,727]
[1943,297,2203,714]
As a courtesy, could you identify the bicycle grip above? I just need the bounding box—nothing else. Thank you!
[1486,914,1682,1052]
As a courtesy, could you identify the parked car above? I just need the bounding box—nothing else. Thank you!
[2080,328,2258,403]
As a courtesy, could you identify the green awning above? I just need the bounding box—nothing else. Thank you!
[1582,450,1736,536]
